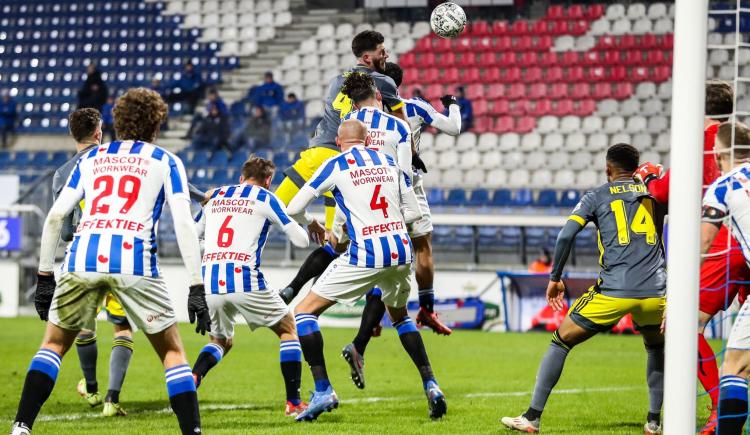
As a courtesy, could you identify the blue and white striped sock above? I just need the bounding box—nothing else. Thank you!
[14,349,63,428]
[294,313,331,392]
[192,343,224,382]
[393,316,419,336]
[164,364,201,433]
[165,364,196,397]
[718,375,749,434]
[28,348,62,382]
[280,340,303,405]
[295,313,320,337]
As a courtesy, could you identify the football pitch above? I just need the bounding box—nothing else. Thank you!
[0,317,714,434]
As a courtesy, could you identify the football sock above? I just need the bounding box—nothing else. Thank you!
[75,331,98,394]
[105,335,133,403]
[698,333,720,407]
[165,364,201,435]
[393,316,435,388]
[418,288,435,312]
[645,343,664,419]
[526,332,571,420]
[279,340,303,405]
[287,245,338,298]
[295,313,330,392]
[717,375,748,435]
[14,349,62,429]
[352,290,386,356]
[192,343,224,382]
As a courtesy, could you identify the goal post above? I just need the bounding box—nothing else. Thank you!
[663,0,709,433]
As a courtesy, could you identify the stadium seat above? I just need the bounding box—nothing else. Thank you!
[535,189,558,207]
[480,151,501,169]
[520,132,542,152]
[511,188,533,206]
[445,188,467,206]
[478,132,500,151]
[485,169,509,188]
[559,189,582,207]
[467,189,490,206]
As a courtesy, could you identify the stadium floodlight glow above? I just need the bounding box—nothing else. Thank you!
[662,0,708,434]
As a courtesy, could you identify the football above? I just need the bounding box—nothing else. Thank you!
[430,2,467,39]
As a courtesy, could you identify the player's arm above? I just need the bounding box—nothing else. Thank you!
[265,192,310,249]
[287,158,336,241]
[399,168,422,224]
[701,181,728,265]
[432,96,462,135]
[396,121,413,179]
[635,163,669,205]
[51,164,78,243]
[378,76,416,154]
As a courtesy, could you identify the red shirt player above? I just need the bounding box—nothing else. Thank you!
[635,81,749,435]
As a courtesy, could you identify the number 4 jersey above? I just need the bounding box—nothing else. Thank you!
[60,140,190,277]
[570,179,667,297]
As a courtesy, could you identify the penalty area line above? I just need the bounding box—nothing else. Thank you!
[37,386,640,422]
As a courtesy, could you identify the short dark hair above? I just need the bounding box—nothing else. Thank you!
[287,92,297,99]
[241,155,276,181]
[383,62,403,88]
[113,87,168,143]
[606,143,640,173]
[352,30,384,58]
[706,81,734,121]
[68,108,101,143]
[341,72,377,104]
[717,121,750,161]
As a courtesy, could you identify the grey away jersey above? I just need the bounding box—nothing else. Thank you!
[309,65,402,151]
[571,180,667,297]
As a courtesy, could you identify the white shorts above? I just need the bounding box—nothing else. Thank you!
[49,272,175,335]
[207,290,289,339]
[728,299,750,350]
[312,258,412,308]
[408,172,433,239]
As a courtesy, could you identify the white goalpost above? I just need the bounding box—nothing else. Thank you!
[663,0,709,433]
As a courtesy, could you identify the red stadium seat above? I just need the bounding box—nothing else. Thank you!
[524,67,543,82]
[442,67,460,82]
[608,65,627,82]
[568,5,585,20]
[424,84,445,101]
[402,68,419,84]
[490,99,510,116]
[623,50,642,65]
[505,83,526,100]
[631,66,650,82]
[494,36,513,51]
[587,66,607,82]
[454,38,473,52]
[496,67,520,83]
[532,20,549,35]
[660,34,674,49]
[592,82,612,99]
[575,99,597,116]
[582,51,600,66]
[545,66,564,82]
[552,100,574,116]
[473,117,493,133]
[547,5,565,20]
[641,34,658,49]
[570,83,591,99]
[480,52,498,66]
[465,84,485,101]
[549,83,569,99]
[619,35,638,50]
[415,37,434,52]
[534,36,553,51]
[516,116,536,133]
[528,99,552,116]
[498,52,517,66]
[612,82,634,100]
[549,21,569,36]
[461,53,478,67]
[493,116,516,133]
[569,20,589,36]
[602,51,621,65]
[440,52,456,65]
[463,68,482,83]
[470,21,490,36]
[513,99,531,115]
[435,38,452,52]
[515,36,534,51]
[528,83,547,100]
[652,66,672,82]
[560,51,580,66]
[419,52,436,66]
[519,52,538,67]
[564,66,585,82]
[510,20,529,35]
[421,68,440,84]
[492,21,509,35]
[539,51,559,67]
[586,4,605,20]
[399,52,416,67]
[474,100,490,116]
[596,35,617,50]
[486,84,505,100]
[646,50,667,65]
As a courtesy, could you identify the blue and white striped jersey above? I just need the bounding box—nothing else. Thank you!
[344,106,411,166]
[197,184,304,294]
[703,163,750,264]
[302,145,417,268]
[404,97,461,153]
[61,140,189,277]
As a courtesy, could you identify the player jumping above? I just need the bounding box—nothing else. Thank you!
[701,121,750,435]
[54,108,134,417]
[10,88,211,435]
[190,156,312,417]
[286,119,446,422]
[501,144,666,434]
[635,81,749,434]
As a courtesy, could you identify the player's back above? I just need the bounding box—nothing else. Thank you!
[404,97,437,153]
[578,180,666,296]
[313,146,413,268]
[310,65,402,151]
[63,140,186,277]
[344,106,409,162]
[200,184,286,293]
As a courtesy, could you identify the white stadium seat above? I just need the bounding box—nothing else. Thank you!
[239,26,257,40]
[633,133,654,150]
[627,3,646,20]
[498,132,519,151]
[303,84,323,101]
[478,133,500,151]
[301,69,321,86]
[560,116,581,134]
[485,168,508,188]
[336,23,354,39]
[256,0,272,11]
[412,22,431,37]
[420,133,435,151]
[709,49,730,66]
[707,32,723,46]
[273,0,290,12]
[611,18,632,35]
[434,134,456,151]
[526,151,546,169]
[202,13,219,28]
[320,53,338,69]
[501,151,524,170]
[507,169,531,188]
[355,23,373,34]
[575,35,597,51]
[582,115,603,134]
[604,116,625,134]
[542,133,564,152]
[537,116,559,134]
[725,33,738,45]
[576,170,599,187]
[275,12,292,26]
[337,39,351,54]
[619,99,641,117]
[221,13,237,27]
[463,169,485,188]
[437,150,459,170]
[520,132,542,151]
[588,19,610,36]
[239,0,255,11]
[421,150,438,169]
[632,18,653,34]
[200,27,220,41]
[654,132,670,152]
[554,35,576,51]
[610,133,632,145]
[393,22,411,37]
[648,3,667,19]
[642,99,664,116]
[442,168,463,188]
[641,151,661,166]
[553,170,576,188]
[317,24,335,39]
[606,3,626,20]
[653,18,673,33]
[458,150,481,170]
[647,116,669,134]
[240,40,257,55]
[480,151,501,169]
[564,133,586,152]
[597,99,618,117]
[636,82,656,100]
[625,116,647,134]
[305,100,324,118]
[569,152,591,171]
[455,132,477,151]
[587,133,609,152]
[530,169,553,188]
[220,27,238,41]
[658,81,672,100]
[395,38,415,53]
[546,151,569,170]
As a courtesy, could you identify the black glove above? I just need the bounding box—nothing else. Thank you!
[440,94,459,109]
[35,274,56,321]
[188,284,211,335]
[412,154,428,173]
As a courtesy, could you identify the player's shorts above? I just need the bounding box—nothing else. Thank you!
[727,299,750,349]
[699,229,750,316]
[569,287,666,332]
[407,172,433,239]
[207,290,289,339]
[312,258,412,308]
[104,293,130,326]
[276,146,339,229]
[49,272,175,335]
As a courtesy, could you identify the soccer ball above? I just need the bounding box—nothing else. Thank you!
[430,2,467,39]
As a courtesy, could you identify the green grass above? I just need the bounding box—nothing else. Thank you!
[0,317,715,434]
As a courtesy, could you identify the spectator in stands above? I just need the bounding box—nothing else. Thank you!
[528,248,552,274]
[168,61,204,114]
[235,106,271,151]
[0,91,18,148]
[279,92,305,142]
[184,88,227,139]
[101,95,115,142]
[77,63,108,112]
[191,103,229,151]
[255,72,284,111]
[454,86,473,132]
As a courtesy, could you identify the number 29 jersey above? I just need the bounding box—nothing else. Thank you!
[570,180,666,297]
[62,140,190,277]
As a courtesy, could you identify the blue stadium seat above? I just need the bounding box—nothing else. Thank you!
[526,227,547,248]
[12,151,32,167]
[558,189,581,208]
[535,190,558,207]
[467,189,490,207]
[50,151,70,166]
[491,189,512,207]
[511,189,533,207]
[427,188,445,206]
[455,226,474,246]
[445,189,467,206]
[499,227,521,247]
[209,150,229,167]
[31,152,51,167]
[432,225,454,246]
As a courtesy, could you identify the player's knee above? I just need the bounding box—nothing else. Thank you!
[723,349,750,378]
[551,329,575,351]
[75,330,96,342]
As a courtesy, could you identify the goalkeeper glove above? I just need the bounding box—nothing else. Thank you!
[188,284,211,335]
[440,95,459,109]
[633,162,663,186]
[34,273,56,321]
[412,153,428,173]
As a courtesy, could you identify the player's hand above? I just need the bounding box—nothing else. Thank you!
[188,284,211,335]
[307,220,326,246]
[34,273,56,321]
[440,94,459,109]
[546,280,566,312]
[633,162,663,186]
[412,154,428,173]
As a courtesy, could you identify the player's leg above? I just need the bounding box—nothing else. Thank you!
[716,299,750,435]
[280,241,339,303]
[411,233,452,335]
[74,327,101,406]
[102,294,134,417]
[342,288,385,389]
[192,294,236,387]
[269,313,306,416]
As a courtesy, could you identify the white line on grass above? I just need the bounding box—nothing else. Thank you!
[37,386,642,422]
